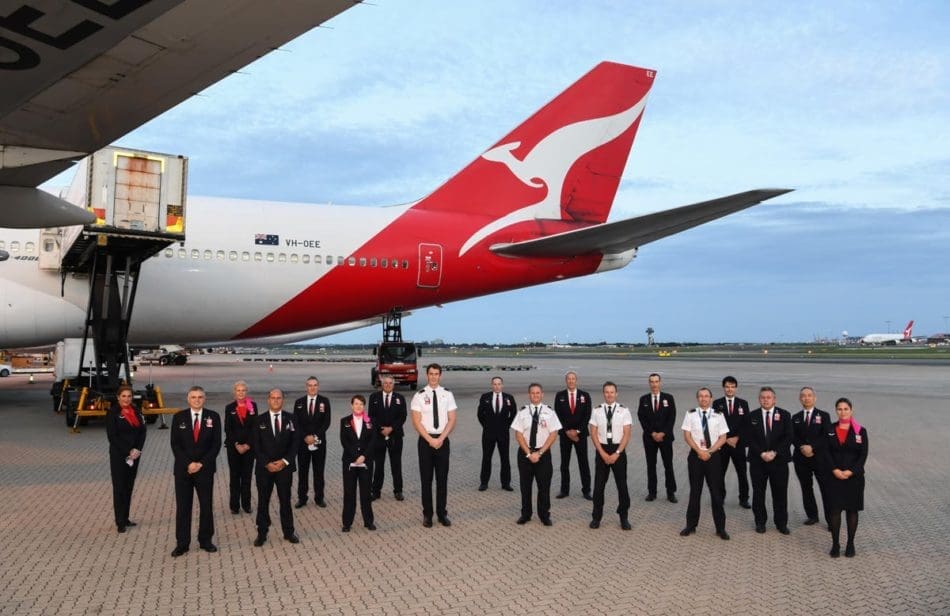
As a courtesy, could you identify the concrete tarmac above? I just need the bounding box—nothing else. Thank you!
[1,354,947,615]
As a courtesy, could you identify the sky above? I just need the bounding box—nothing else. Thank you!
[50,1,950,344]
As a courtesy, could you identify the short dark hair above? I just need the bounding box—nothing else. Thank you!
[722,376,737,387]
[491,376,503,384]
[648,373,661,380]
[351,394,366,405]
[697,387,713,397]
[188,385,205,394]
[528,383,543,392]
[426,363,442,374]
[602,381,617,391]
[759,386,775,395]
[835,397,852,409]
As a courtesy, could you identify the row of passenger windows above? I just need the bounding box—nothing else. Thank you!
[0,240,35,253]
[161,247,410,270]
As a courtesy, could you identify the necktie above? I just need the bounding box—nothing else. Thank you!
[309,398,314,417]
[385,394,390,410]
[654,396,659,412]
[569,391,576,414]
[432,390,440,430]
[274,413,281,436]
[192,413,200,443]
[529,407,539,449]
[495,394,500,414]
[728,399,733,415]
[805,410,811,426]
[702,411,711,449]
[606,405,614,444]
[766,410,772,437]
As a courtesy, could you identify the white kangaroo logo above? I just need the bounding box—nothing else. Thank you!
[459,94,648,256]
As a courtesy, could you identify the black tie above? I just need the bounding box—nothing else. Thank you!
[765,410,772,438]
[309,398,314,416]
[274,413,281,436]
[805,410,811,426]
[432,390,440,430]
[606,405,615,444]
[385,394,390,410]
[529,407,539,449]
[702,411,711,449]
[495,394,500,414]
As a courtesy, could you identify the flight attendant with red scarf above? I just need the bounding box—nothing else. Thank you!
[106,385,146,533]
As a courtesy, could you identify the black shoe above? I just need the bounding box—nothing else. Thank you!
[717,530,730,540]
[645,494,657,502]
[370,493,380,501]
[845,544,855,557]
[667,494,678,503]
[739,500,751,509]
[342,526,351,533]
[253,533,267,547]
[294,499,307,509]
[556,492,569,499]
[755,524,766,534]
[230,507,240,514]
[170,546,188,557]
[243,506,253,514]
[804,518,819,526]
[502,485,514,492]
[620,519,632,531]
[283,533,300,544]
[582,492,593,501]
[778,526,790,535]
[394,492,405,501]
[316,499,327,508]
[478,484,488,491]
[679,527,695,536]
[365,523,377,531]
[517,515,530,525]
[423,517,433,528]
[117,525,126,533]
[438,516,452,527]
[125,520,137,527]
[830,544,840,558]
[540,518,553,526]
[200,543,218,553]
[589,520,600,529]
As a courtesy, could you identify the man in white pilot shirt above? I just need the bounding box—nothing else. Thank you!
[588,381,633,530]
[410,363,457,528]
[511,383,561,526]
[680,387,731,540]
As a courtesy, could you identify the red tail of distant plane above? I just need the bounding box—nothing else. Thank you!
[903,320,914,340]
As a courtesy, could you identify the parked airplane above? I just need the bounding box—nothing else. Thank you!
[0,61,790,348]
[861,320,914,345]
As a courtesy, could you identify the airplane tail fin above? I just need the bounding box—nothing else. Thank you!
[413,62,656,256]
[903,320,914,340]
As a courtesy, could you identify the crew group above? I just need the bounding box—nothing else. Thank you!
[105,364,868,559]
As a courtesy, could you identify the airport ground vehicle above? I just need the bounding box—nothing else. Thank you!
[132,346,188,366]
[371,312,420,390]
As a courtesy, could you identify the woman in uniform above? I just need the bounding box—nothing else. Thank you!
[822,397,868,557]
[224,380,257,514]
[340,395,376,532]
[106,385,146,533]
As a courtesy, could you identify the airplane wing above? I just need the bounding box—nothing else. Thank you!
[489,188,792,257]
[0,0,357,226]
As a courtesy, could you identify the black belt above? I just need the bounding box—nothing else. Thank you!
[427,433,443,438]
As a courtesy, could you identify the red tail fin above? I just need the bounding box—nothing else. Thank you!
[413,62,656,256]
[903,320,914,340]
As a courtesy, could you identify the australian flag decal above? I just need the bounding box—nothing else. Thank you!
[255,233,279,246]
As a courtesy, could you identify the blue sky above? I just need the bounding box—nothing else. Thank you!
[63,1,950,343]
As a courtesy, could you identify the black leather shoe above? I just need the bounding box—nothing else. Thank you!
[541,518,553,527]
[394,492,405,501]
[589,520,600,529]
[365,523,377,531]
[283,533,300,544]
[830,544,840,558]
[502,485,514,492]
[253,533,267,547]
[667,494,678,503]
[117,525,126,533]
[804,518,819,526]
[342,526,351,533]
[125,520,137,527]
[755,524,766,534]
[423,517,433,528]
[680,527,696,536]
[582,492,593,501]
[717,530,731,540]
[739,500,751,509]
[555,492,569,499]
[438,516,452,527]
[230,508,240,514]
[316,499,327,508]
[845,544,855,557]
[294,499,307,509]
[243,506,253,514]
[170,546,188,557]
[778,526,790,535]
[517,515,530,525]
[645,494,657,502]
[370,493,380,501]
[200,543,217,553]
[620,519,632,531]
[478,484,488,491]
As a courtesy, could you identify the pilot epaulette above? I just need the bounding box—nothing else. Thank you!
[688,408,697,413]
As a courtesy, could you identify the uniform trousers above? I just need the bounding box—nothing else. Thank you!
[372,435,403,495]
[592,443,630,521]
[480,430,511,487]
[518,449,553,519]
[720,441,749,501]
[642,435,677,496]
[794,454,829,522]
[558,433,591,494]
[342,462,375,527]
[256,467,295,536]
[110,452,139,527]
[749,458,789,528]
[418,436,450,518]
[174,469,214,548]
[297,441,326,501]
[686,450,726,532]
[226,446,254,511]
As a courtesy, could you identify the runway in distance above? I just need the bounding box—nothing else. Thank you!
[0,61,790,349]
[860,320,914,345]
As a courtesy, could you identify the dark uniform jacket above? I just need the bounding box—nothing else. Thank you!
[554,389,592,436]
[821,423,868,476]
[106,403,146,458]
[367,391,407,438]
[791,408,832,462]
[170,408,222,475]
[476,391,517,435]
[293,395,331,441]
[340,415,378,463]
[251,411,299,471]
[744,407,792,463]
[224,400,259,449]
[712,396,750,440]
[637,392,677,441]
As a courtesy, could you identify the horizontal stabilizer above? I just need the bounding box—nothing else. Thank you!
[489,188,792,257]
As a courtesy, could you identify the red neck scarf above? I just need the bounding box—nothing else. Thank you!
[236,398,251,423]
[120,404,140,428]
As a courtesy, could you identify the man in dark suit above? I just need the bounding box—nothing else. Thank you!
[477,376,517,491]
[637,373,678,502]
[745,386,793,534]
[712,375,751,508]
[367,376,407,501]
[169,386,221,557]
[251,388,300,546]
[293,376,331,508]
[553,371,592,500]
[792,386,832,526]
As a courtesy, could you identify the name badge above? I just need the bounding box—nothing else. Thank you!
[855,435,862,444]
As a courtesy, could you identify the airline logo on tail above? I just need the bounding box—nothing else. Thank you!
[459,94,649,256]
[903,320,914,340]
